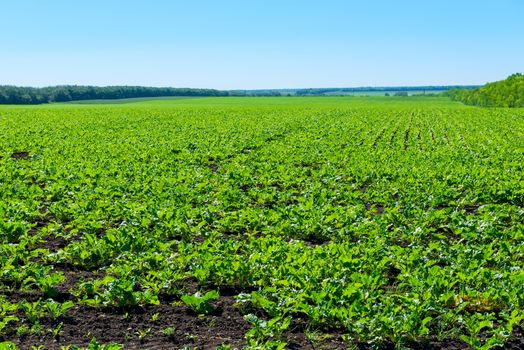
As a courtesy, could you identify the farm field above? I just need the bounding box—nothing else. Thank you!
[0,96,523,349]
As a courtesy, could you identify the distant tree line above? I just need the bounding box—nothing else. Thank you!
[447,73,524,107]
[290,85,478,96]
[0,85,232,104]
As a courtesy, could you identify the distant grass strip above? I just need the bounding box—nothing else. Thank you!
[64,96,205,104]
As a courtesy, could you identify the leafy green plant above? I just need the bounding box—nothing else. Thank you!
[64,338,123,350]
[0,315,19,335]
[23,267,64,298]
[44,300,74,320]
[0,221,26,244]
[20,300,43,324]
[100,277,159,308]
[162,326,176,336]
[136,328,151,341]
[244,314,291,348]
[0,296,19,336]
[0,341,18,350]
[86,338,123,350]
[51,322,64,339]
[181,290,219,315]
[216,345,233,350]
[16,324,29,337]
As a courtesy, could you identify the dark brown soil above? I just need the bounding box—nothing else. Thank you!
[10,297,249,349]
[366,202,385,215]
[505,328,524,350]
[55,268,105,297]
[285,331,346,349]
[34,234,69,252]
[463,205,479,215]
[11,151,30,160]
[208,162,219,173]
[1,289,43,303]
[3,294,524,349]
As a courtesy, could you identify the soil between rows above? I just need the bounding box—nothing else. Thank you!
[9,297,249,349]
[4,294,523,350]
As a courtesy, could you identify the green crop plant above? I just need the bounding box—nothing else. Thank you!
[44,300,74,320]
[0,342,18,349]
[244,314,291,349]
[24,270,65,298]
[162,326,176,336]
[20,301,44,324]
[181,290,219,315]
[99,277,159,308]
[0,315,19,336]
[0,297,19,333]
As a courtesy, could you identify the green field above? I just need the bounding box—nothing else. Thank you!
[1,97,523,349]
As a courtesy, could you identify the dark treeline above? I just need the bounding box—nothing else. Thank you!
[291,85,478,96]
[447,74,524,107]
[0,85,233,104]
[235,85,479,96]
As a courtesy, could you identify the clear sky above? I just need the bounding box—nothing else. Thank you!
[1,0,523,89]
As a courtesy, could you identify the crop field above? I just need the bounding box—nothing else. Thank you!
[0,97,523,349]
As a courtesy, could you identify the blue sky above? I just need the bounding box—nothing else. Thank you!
[1,0,523,89]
